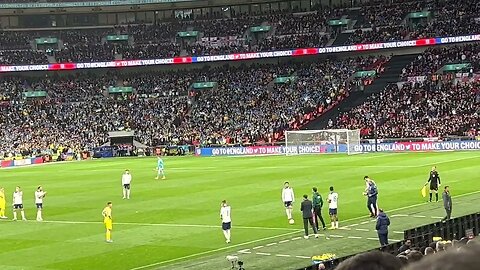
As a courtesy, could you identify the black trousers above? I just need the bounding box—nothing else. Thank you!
[367,196,378,216]
[313,206,326,229]
[378,232,388,246]
[443,208,452,221]
[303,217,318,236]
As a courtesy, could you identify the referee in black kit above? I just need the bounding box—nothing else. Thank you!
[425,166,441,202]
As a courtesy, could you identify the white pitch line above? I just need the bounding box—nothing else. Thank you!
[355,228,369,232]
[360,221,370,224]
[266,243,277,247]
[392,214,409,217]
[366,237,401,242]
[238,249,250,253]
[348,236,362,239]
[431,216,444,219]
[329,235,344,238]
[295,255,311,259]
[393,231,404,234]
[279,240,290,244]
[276,254,291,257]
[412,215,426,218]
[238,251,251,254]
[256,252,271,256]
[252,246,264,250]
[291,237,302,241]
[350,223,359,227]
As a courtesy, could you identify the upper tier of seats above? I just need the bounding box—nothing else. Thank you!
[0,0,478,65]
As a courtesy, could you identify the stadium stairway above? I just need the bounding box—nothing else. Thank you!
[331,32,352,46]
[301,54,420,129]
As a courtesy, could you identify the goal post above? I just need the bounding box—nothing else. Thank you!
[284,129,362,155]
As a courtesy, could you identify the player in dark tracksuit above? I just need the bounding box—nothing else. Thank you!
[364,176,378,217]
[312,187,326,230]
[425,166,441,202]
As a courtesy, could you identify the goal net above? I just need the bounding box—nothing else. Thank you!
[284,129,362,155]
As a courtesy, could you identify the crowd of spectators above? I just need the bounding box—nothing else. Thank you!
[410,0,480,39]
[401,43,480,78]
[0,50,49,65]
[275,11,330,35]
[332,239,480,270]
[257,32,329,51]
[343,0,480,45]
[335,81,479,139]
[356,0,427,28]
[0,55,383,155]
[346,26,409,45]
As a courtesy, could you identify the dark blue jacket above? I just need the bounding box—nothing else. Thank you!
[376,212,390,234]
[368,184,378,197]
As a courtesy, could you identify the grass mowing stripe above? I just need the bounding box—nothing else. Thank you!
[26,220,299,232]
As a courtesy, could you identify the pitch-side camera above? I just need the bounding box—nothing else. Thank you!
[226,256,245,269]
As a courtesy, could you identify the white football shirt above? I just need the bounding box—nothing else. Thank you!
[282,187,295,202]
[122,173,132,185]
[328,192,338,209]
[220,205,231,223]
[13,191,23,204]
[35,191,45,204]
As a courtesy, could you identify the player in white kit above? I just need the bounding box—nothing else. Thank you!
[327,186,339,229]
[35,186,47,221]
[122,169,132,199]
[282,181,295,223]
[220,200,232,243]
[13,186,27,221]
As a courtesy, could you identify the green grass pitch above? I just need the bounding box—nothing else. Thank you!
[0,152,479,270]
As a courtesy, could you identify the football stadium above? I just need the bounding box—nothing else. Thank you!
[0,0,479,270]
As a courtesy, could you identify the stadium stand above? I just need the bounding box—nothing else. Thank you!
[335,82,479,139]
[401,43,480,78]
[0,0,478,65]
[0,55,386,157]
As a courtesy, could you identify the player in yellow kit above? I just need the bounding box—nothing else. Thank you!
[0,187,7,219]
[102,202,113,243]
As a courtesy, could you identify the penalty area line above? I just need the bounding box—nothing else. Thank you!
[32,220,299,232]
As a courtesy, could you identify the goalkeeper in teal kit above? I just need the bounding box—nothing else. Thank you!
[155,156,166,180]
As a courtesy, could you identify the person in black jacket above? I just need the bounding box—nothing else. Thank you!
[376,208,390,246]
[442,186,452,221]
[300,194,318,239]
[398,239,412,254]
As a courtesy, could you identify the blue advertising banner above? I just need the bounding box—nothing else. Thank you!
[196,140,480,156]
[354,140,480,153]
[196,144,347,156]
